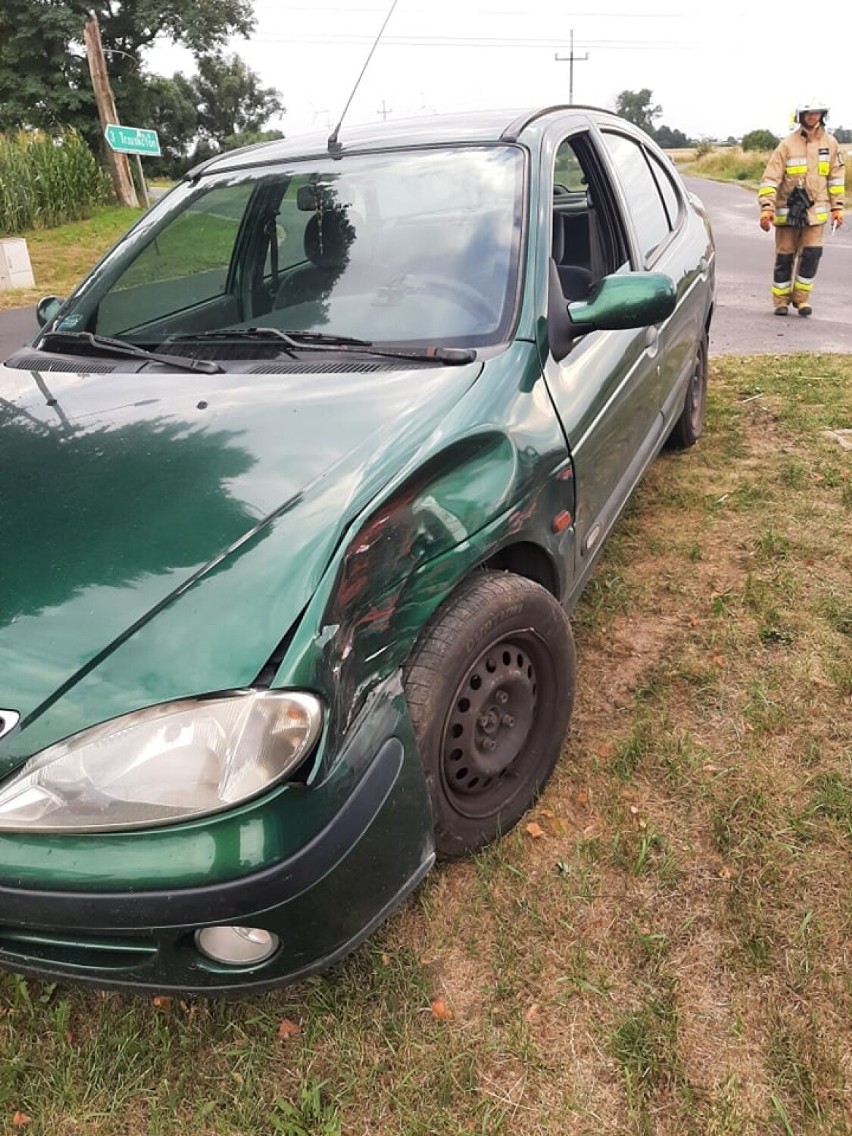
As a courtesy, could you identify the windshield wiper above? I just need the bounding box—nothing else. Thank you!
[286,329,477,364]
[39,331,224,375]
[167,327,477,365]
[163,327,300,357]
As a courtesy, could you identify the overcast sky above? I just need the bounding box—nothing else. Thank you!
[149,1,852,142]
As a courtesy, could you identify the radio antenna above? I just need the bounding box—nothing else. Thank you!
[328,0,400,153]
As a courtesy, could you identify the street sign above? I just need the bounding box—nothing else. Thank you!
[104,124,161,157]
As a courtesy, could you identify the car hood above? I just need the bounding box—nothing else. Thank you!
[0,357,482,754]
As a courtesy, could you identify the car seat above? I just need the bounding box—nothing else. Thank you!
[275,208,353,309]
[551,211,592,301]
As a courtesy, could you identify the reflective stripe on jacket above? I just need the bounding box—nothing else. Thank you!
[758,125,846,226]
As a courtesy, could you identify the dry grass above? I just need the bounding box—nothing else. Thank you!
[682,144,852,194]
[1,354,850,1135]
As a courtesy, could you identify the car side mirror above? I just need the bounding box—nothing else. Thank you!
[36,295,65,328]
[548,266,676,362]
[568,272,676,334]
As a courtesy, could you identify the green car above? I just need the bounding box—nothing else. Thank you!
[0,105,714,994]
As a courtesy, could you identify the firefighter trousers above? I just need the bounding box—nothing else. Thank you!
[772,224,824,310]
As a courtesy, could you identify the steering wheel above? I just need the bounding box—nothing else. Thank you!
[410,274,498,324]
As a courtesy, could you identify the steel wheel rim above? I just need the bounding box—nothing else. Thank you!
[439,633,541,819]
[688,347,707,432]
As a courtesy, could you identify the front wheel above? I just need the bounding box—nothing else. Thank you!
[403,571,576,858]
[666,332,708,450]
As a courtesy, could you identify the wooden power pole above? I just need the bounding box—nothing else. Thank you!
[554,29,590,105]
[84,12,139,208]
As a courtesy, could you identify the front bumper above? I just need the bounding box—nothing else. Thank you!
[0,680,435,994]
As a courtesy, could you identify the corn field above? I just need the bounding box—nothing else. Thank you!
[0,129,113,235]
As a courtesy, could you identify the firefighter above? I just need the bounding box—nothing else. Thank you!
[758,99,845,316]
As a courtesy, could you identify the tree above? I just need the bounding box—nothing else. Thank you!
[140,73,200,172]
[0,1,93,132]
[140,56,284,178]
[614,89,662,134]
[0,0,255,140]
[655,125,693,149]
[832,125,852,143]
[194,53,284,141]
[741,129,779,151]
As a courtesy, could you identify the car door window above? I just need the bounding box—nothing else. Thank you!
[551,134,631,296]
[600,132,672,265]
[96,183,254,337]
[648,151,683,228]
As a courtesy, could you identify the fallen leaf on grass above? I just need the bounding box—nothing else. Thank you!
[524,1003,541,1022]
[430,998,453,1020]
[525,821,545,839]
[152,995,173,1011]
[574,790,589,807]
[12,1113,32,1127]
[277,1018,302,1040]
[718,866,733,880]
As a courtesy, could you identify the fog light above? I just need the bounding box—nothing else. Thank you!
[195,925,279,966]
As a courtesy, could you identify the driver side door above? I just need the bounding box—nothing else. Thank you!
[541,129,667,574]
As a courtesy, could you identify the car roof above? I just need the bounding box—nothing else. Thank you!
[189,104,627,177]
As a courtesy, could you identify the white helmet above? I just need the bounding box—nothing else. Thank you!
[797,99,829,121]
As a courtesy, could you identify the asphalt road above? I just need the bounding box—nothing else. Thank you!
[1,176,851,360]
[0,305,38,357]
[683,175,852,355]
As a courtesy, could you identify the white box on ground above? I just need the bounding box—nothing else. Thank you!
[0,238,35,290]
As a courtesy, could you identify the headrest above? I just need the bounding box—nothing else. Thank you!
[303,209,352,269]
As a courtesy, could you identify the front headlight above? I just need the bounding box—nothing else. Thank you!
[0,691,322,832]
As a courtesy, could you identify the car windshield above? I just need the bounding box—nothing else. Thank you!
[52,145,525,354]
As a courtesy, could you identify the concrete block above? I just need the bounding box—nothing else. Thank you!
[0,238,35,290]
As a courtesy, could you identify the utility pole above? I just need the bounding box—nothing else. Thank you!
[84,11,139,208]
[377,99,392,122]
[554,29,589,105]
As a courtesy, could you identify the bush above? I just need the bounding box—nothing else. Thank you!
[688,147,768,185]
[0,129,113,235]
[742,129,779,151]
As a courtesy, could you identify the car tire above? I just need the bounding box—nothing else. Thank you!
[403,570,576,858]
[666,332,708,450]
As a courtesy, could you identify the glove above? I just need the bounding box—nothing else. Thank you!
[759,209,774,232]
[831,208,844,228]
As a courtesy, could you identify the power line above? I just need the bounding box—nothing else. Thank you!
[257,3,679,13]
[253,33,687,48]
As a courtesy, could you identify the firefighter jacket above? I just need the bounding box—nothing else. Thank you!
[758,125,845,226]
